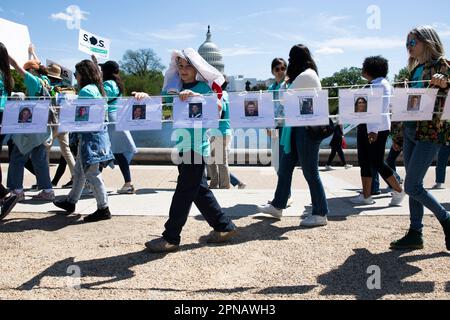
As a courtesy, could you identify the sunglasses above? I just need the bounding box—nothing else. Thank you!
[274,66,286,72]
[406,39,418,48]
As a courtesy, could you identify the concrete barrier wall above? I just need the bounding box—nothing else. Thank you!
[1,147,417,166]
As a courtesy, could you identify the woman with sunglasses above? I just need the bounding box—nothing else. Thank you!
[258,45,329,228]
[390,26,450,251]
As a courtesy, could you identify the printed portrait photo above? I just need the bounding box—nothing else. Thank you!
[407,95,421,111]
[75,106,90,122]
[244,99,259,117]
[18,106,33,124]
[189,102,203,119]
[300,97,314,115]
[132,105,147,120]
[354,96,368,113]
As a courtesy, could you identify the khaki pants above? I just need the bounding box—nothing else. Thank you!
[48,127,75,176]
[208,135,231,189]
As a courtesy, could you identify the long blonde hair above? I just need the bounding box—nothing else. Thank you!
[408,26,447,71]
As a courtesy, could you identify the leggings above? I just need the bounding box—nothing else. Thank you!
[99,153,131,184]
[357,126,394,179]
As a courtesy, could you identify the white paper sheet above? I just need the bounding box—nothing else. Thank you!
[391,88,438,122]
[58,98,106,133]
[283,90,330,127]
[115,98,162,131]
[229,92,275,129]
[1,100,49,134]
[441,95,450,121]
[0,18,31,69]
[173,95,219,129]
[338,88,384,125]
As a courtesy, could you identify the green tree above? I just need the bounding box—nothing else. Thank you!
[120,49,165,76]
[394,67,409,83]
[321,67,367,114]
[11,70,26,93]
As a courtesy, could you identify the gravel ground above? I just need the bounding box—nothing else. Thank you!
[0,213,449,300]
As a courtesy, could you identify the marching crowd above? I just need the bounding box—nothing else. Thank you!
[0,25,449,253]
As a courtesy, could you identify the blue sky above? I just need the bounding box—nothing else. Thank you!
[1,0,450,81]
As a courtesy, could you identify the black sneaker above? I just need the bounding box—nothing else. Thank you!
[390,229,424,250]
[441,217,450,251]
[84,207,111,223]
[0,195,19,221]
[62,180,73,189]
[53,199,76,214]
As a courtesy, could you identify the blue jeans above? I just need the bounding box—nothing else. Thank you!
[67,159,108,210]
[272,127,329,216]
[230,173,241,187]
[436,144,450,184]
[403,127,449,231]
[7,144,52,191]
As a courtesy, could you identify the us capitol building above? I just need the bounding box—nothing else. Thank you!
[198,26,265,92]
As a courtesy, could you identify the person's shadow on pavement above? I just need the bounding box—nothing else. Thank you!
[316,248,449,300]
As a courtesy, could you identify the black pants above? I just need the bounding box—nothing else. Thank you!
[163,151,236,245]
[327,145,346,166]
[357,126,393,179]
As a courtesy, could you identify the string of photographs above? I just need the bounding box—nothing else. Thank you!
[1,88,449,135]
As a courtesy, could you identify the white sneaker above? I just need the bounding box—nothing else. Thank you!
[300,215,328,228]
[390,190,406,206]
[257,204,283,220]
[287,197,295,208]
[345,164,353,170]
[325,165,335,171]
[351,194,375,205]
[432,183,444,190]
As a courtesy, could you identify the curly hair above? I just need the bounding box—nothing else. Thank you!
[75,60,106,96]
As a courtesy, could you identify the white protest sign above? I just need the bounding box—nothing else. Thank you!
[0,18,31,69]
[283,90,330,127]
[173,95,219,129]
[391,88,438,122]
[116,98,162,132]
[1,100,49,134]
[441,96,450,121]
[59,98,106,133]
[46,59,74,86]
[78,29,110,59]
[229,92,275,129]
[339,88,384,125]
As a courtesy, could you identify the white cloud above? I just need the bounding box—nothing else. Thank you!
[50,5,89,28]
[315,47,344,55]
[221,45,268,57]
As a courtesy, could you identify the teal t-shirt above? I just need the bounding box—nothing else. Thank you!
[104,80,121,113]
[24,72,50,97]
[217,91,232,137]
[165,81,212,157]
[78,84,103,99]
[405,64,425,129]
[0,74,8,111]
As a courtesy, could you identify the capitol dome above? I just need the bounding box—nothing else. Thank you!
[198,25,225,73]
